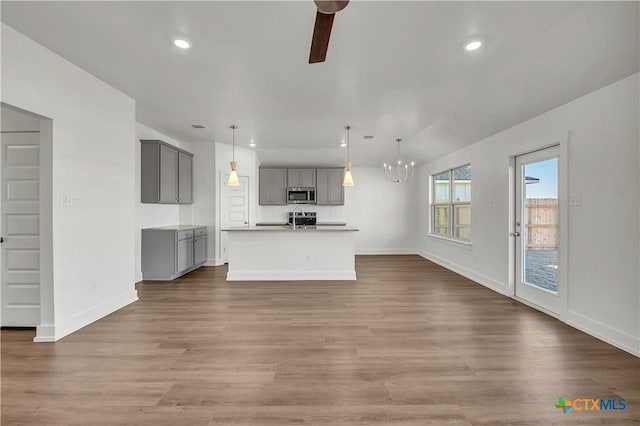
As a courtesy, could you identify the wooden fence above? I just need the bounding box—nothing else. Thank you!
[526,198,557,250]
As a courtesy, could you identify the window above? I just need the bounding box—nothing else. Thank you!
[431,164,471,241]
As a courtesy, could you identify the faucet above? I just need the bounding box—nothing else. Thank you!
[291,207,305,230]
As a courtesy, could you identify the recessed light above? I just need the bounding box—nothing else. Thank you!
[173,37,192,49]
[340,143,347,147]
[464,40,482,51]
[249,139,256,147]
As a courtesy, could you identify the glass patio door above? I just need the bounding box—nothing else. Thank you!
[514,146,560,314]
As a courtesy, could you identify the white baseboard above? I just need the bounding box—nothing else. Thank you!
[417,249,507,295]
[33,289,138,342]
[209,258,225,267]
[33,324,56,342]
[416,249,639,358]
[565,310,640,357]
[227,271,357,281]
[355,249,416,255]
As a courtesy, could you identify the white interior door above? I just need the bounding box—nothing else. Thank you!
[514,145,560,314]
[1,132,41,326]
[220,174,249,264]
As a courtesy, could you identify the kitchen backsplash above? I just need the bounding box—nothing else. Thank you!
[259,205,345,223]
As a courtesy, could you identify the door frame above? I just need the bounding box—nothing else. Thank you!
[216,171,250,265]
[507,132,569,319]
[0,103,54,341]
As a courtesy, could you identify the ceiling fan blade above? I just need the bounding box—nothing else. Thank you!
[309,11,335,64]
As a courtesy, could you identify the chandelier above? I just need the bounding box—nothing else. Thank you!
[383,138,414,183]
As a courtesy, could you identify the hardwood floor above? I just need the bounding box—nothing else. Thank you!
[2,255,638,425]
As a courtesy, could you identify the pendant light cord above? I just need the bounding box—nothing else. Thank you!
[346,125,351,162]
[230,124,237,162]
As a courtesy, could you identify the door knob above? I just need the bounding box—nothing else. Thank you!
[511,232,521,237]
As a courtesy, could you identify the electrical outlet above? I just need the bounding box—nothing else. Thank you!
[90,281,97,291]
[62,195,77,205]
[306,254,312,263]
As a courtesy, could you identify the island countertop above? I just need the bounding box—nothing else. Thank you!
[143,225,207,231]
[222,225,358,232]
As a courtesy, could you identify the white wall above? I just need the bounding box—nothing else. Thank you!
[134,123,191,281]
[214,143,260,264]
[259,167,418,254]
[1,105,41,131]
[181,141,216,265]
[1,24,138,341]
[345,168,418,254]
[417,73,640,356]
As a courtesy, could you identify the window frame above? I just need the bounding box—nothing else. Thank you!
[430,164,472,243]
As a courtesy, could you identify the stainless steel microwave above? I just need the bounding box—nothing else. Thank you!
[287,187,316,204]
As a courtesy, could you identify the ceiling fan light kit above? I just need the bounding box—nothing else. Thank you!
[228,125,240,187]
[383,138,415,183]
[314,0,349,14]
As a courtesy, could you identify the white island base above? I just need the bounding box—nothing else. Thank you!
[224,226,358,281]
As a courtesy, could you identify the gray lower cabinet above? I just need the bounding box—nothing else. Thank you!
[142,226,207,280]
[194,235,207,265]
[316,168,344,205]
[141,140,194,204]
[259,168,287,205]
[177,238,194,272]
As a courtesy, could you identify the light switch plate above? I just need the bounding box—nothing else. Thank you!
[569,193,582,207]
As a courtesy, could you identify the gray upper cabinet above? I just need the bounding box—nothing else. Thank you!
[159,144,178,203]
[316,168,344,205]
[259,168,287,205]
[141,140,194,204]
[287,168,316,187]
[178,152,193,204]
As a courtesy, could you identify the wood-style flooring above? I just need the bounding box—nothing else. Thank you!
[2,255,639,425]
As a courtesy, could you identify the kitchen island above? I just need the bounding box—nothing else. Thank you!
[222,225,358,281]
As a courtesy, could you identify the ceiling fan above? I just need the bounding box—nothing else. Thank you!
[309,0,349,63]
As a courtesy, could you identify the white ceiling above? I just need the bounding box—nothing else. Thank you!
[1,1,638,166]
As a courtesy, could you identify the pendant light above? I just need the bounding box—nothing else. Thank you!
[343,125,354,186]
[228,124,240,186]
[383,138,414,183]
